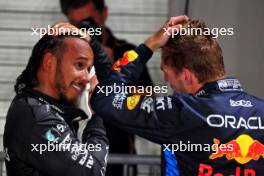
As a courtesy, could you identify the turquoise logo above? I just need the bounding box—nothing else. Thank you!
[45,130,56,142]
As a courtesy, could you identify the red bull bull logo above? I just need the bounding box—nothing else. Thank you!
[112,50,138,72]
[209,134,264,164]
[209,138,242,161]
[198,134,263,176]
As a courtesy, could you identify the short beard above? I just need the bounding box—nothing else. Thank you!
[55,64,75,106]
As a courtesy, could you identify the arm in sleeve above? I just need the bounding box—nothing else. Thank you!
[90,40,112,82]
[91,44,182,144]
[28,110,108,176]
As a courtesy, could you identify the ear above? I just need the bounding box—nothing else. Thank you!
[182,68,194,85]
[42,52,57,73]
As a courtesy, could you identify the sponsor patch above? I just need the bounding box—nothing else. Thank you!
[112,93,127,109]
[44,128,61,142]
[140,97,154,113]
[127,95,141,110]
[209,134,264,164]
[112,50,138,72]
[230,99,253,107]
[217,79,243,91]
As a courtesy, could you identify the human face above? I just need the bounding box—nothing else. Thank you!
[68,2,106,26]
[160,61,187,93]
[55,37,93,104]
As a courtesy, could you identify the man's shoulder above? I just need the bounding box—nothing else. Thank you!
[8,94,34,115]
[171,90,264,112]
[114,37,136,51]
[243,92,264,108]
[8,94,58,122]
[113,39,136,60]
[106,27,136,58]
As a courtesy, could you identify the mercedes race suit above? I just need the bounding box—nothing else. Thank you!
[91,44,264,176]
[4,88,109,176]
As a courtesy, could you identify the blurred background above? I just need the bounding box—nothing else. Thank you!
[0,0,264,175]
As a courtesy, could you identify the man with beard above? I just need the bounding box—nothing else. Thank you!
[59,1,154,175]
[3,23,109,176]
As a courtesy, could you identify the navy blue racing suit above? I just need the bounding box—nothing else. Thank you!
[91,44,264,176]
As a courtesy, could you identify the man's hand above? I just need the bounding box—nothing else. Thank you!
[50,22,91,42]
[75,66,97,120]
[89,73,99,96]
[144,15,188,51]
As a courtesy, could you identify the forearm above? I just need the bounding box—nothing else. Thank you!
[109,44,153,85]
[90,40,112,82]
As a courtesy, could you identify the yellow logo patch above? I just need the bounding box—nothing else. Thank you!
[127,95,141,110]
[126,50,138,62]
[112,50,138,72]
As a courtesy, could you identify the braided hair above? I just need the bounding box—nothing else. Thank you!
[14,34,73,94]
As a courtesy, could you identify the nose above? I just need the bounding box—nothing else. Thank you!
[81,69,90,84]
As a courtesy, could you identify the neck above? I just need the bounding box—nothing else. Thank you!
[33,84,59,100]
[193,75,225,93]
[203,75,225,84]
[190,83,204,94]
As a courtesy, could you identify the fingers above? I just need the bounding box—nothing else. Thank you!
[145,15,188,51]
[89,75,99,93]
[167,15,188,27]
[51,22,77,34]
[162,15,188,38]
[52,22,72,29]
[163,24,183,36]
[164,15,188,30]
[48,22,91,42]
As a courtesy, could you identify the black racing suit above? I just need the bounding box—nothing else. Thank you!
[4,88,109,176]
[91,44,264,176]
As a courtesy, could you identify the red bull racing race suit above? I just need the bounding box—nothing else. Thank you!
[91,44,264,176]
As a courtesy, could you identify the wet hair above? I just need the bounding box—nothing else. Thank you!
[14,34,82,94]
[162,20,225,83]
[60,0,106,15]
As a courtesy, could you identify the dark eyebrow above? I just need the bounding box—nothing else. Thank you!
[75,57,92,71]
[75,57,88,61]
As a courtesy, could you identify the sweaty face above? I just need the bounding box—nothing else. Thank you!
[68,2,105,26]
[55,37,93,104]
[160,61,187,93]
